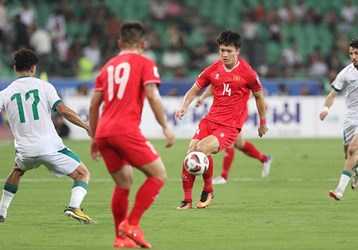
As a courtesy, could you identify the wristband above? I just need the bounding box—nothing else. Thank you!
[260,119,266,126]
[321,106,329,113]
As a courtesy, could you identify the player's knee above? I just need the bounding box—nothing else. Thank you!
[348,146,358,158]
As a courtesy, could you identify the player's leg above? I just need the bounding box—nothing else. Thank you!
[236,132,272,178]
[42,148,93,223]
[330,124,357,200]
[65,161,94,223]
[329,144,351,200]
[0,165,25,222]
[96,137,138,248]
[213,144,235,184]
[330,128,358,199]
[177,138,199,209]
[195,135,219,208]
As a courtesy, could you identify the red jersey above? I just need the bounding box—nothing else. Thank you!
[94,51,160,138]
[196,57,262,129]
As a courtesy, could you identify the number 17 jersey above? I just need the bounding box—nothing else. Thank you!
[94,51,161,138]
[1,76,64,157]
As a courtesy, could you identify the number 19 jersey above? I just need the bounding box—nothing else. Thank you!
[94,51,160,138]
[1,76,64,158]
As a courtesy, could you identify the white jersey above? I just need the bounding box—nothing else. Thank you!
[332,63,358,120]
[1,76,65,158]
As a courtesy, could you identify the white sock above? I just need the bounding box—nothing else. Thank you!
[0,190,16,218]
[68,186,87,208]
[337,174,351,194]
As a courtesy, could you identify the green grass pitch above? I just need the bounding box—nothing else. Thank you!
[0,138,356,250]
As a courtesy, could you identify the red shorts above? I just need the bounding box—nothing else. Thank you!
[95,131,159,173]
[192,118,240,151]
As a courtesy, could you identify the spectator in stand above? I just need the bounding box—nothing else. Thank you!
[340,0,357,24]
[29,24,52,73]
[15,1,36,28]
[307,47,328,79]
[150,0,168,21]
[292,0,307,23]
[0,0,7,53]
[83,35,102,69]
[12,14,29,51]
[281,39,302,77]
[253,0,266,21]
[267,10,282,43]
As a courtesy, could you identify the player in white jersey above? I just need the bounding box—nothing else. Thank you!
[319,38,358,201]
[0,49,94,223]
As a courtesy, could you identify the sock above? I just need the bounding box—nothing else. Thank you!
[0,182,18,218]
[112,186,129,236]
[68,181,88,208]
[182,163,196,203]
[127,177,164,225]
[221,147,235,180]
[337,171,352,193]
[241,141,267,163]
[202,155,214,192]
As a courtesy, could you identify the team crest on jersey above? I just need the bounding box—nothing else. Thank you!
[233,76,240,81]
[220,132,225,138]
[215,74,220,79]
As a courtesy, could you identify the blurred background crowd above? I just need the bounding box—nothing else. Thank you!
[0,0,357,96]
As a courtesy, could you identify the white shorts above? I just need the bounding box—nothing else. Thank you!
[15,147,81,177]
[343,118,358,145]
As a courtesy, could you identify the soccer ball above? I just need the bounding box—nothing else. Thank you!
[184,151,209,176]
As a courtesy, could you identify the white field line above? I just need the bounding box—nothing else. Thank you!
[0,177,338,183]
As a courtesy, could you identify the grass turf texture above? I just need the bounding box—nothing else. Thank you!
[0,138,355,250]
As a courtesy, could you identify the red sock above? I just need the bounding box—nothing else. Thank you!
[241,141,267,163]
[221,147,235,179]
[112,186,129,236]
[127,177,164,225]
[202,155,214,192]
[182,163,196,203]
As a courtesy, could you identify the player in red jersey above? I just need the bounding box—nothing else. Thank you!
[89,22,175,249]
[175,30,268,209]
[196,86,273,185]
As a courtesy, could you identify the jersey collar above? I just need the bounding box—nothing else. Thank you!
[223,58,240,72]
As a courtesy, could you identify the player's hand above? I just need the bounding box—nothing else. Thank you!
[258,125,268,137]
[195,97,204,107]
[90,140,101,161]
[319,111,328,121]
[163,127,175,148]
[175,106,187,120]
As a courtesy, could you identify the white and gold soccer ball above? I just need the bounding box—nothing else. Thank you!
[184,151,209,176]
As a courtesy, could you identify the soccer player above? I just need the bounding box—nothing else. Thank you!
[89,22,175,249]
[320,38,358,201]
[175,30,268,209]
[195,85,273,185]
[0,49,93,223]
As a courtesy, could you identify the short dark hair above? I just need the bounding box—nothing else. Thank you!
[217,30,241,49]
[349,38,358,49]
[120,21,145,45]
[13,49,38,71]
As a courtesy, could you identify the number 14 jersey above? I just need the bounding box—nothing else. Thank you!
[196,57,263,129]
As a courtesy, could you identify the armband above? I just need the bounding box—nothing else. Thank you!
[260,119,266,126]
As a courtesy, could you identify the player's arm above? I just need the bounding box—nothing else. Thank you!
[196,85,213,107]
[319,89,337,121]
[56,102,91,136]
[252,89,268,137]
[175,83,202,120]
[88,91,104,160]
[89,91,103,137]
[145,83,175,148]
